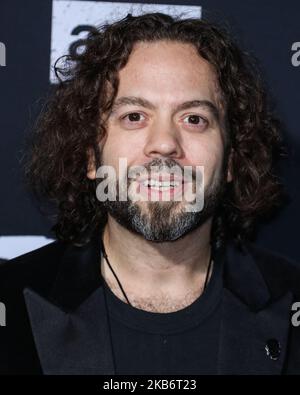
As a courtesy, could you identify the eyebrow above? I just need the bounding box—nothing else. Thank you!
[111,96,221,122]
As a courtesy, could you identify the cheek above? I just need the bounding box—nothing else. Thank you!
[187,140,224,184]
[100,132,142,174]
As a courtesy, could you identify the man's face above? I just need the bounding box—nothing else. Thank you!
[88,40,232,241]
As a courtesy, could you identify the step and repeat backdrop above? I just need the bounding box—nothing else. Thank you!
[0,0,299,262]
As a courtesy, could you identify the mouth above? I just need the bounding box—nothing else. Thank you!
[133,175,193,201]
[141,179,182,190]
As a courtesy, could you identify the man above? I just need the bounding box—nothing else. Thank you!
[0,12,300,375]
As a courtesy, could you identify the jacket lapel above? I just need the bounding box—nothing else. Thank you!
[218,243,293,375]
[24,228,115,375]
[24,286,115,375]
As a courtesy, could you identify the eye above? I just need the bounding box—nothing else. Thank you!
[182,115,208,127]
[121,112,146,123]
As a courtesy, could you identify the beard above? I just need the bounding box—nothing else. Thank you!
[100,158,227,242]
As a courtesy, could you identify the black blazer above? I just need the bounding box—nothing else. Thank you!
[0,232,300,375]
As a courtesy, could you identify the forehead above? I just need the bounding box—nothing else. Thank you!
[116,40,222,107]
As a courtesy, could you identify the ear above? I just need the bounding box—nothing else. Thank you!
[226,148,233,183]
[87,148,97,180]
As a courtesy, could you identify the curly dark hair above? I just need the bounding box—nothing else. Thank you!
[24,12,286,249]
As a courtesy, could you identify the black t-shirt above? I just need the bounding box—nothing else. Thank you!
[102,251,224,375]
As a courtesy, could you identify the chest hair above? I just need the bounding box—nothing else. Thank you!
[105,279,204,313]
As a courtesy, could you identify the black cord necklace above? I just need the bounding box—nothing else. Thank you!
[101,241,132,305]
[101,239,214,307]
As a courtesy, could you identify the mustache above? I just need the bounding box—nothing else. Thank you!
[125,158,198,182]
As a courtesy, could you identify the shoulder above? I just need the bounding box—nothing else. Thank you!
[246,242,300,299]
[0,240,67,296]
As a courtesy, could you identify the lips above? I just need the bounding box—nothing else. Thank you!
[129,174,193,201]
[141,179,181,189]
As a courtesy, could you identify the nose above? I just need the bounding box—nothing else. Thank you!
[143,119,183,159]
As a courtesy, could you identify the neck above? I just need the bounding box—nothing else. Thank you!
[100,215,213,310]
